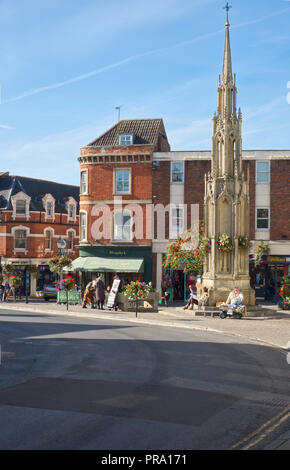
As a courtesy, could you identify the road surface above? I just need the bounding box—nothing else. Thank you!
[0,308,289,450]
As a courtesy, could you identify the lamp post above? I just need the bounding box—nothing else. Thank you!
[57,237,66,257]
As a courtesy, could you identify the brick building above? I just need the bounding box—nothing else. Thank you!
[75,118,170,289]
[74,120,290,302]
[73,19,290,303]
[0,173,79,295]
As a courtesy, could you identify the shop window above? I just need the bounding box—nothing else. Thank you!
[114,211,132,241]
[171,161,184,183]
[115,169,131,195]
[256,208,270,230]
[256,161,270,183]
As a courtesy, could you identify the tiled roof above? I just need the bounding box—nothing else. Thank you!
[0,175,79,214]
[87,118,167,148]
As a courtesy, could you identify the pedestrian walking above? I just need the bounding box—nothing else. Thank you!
[95,276,105,310]
[82,280,96,309]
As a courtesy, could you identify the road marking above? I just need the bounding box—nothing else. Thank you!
[231,405,290,450]
[242,411,290,450]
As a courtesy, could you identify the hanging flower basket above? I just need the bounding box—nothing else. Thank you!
[238,235,250,248]
[199,235,211,255]
[216,233,233,252]
[254,242,269,266]
[10,275,22,287]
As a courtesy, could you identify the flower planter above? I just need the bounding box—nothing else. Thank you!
[57,290,81,305]
[116,292,160,312]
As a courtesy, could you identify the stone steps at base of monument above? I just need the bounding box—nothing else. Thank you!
[176,306,282,318]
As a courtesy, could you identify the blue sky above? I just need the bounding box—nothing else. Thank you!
[0,0,289,185]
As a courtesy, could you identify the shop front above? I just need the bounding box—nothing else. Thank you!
[250,255,290,303]
[70,245,152,293]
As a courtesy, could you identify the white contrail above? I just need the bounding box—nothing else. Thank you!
[5,6,290,104]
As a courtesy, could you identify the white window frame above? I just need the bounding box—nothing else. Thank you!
[171,161,184,184]
[66,229,76,252]
[42,194,55,221]
[170,206,184,239]
[114,168,132,195]
[12,225,30,254]
[118,134,134,146]
[80,211,88,242]
[80,169,88,195]
[256,207,270,231]
[66,197,77,222]
[11,192,31,220]
[113,210,132,242]
[44,228,54,252]
[256,160,270,184]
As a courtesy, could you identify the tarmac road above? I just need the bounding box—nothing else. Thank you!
[0,308,289,450]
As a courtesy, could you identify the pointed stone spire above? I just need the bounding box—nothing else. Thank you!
[222,15,233,86]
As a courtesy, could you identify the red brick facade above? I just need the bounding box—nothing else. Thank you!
[270,160,290,240]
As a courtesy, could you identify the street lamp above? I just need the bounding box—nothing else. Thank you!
[57,237,66,257]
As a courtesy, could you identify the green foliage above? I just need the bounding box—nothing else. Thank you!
[163,223,207,275]
[254,242,269,266]
[49,256,72,274]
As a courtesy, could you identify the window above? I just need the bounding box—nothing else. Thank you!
[256,161,270,183]
[44,230,53,250]
[170,207,184,238]
[15,200,26,216]
[114,211,131,241]
[80,212,87,241]
[256,208,270,230]
[46,201,52,217]
[115,169,131,194]
[171,162,184,183]
[14,229,27,250]
[118,134,134,146]
[67,230,74,250]
[68,204,74,219]
[80,170,88,194]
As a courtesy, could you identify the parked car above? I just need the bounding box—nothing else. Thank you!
[43,284,57,301]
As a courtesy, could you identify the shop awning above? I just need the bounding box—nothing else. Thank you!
[64,256,144,273]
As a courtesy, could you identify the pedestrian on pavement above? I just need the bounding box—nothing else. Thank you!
[183,284,198,310]
[95,276,105,310]
[198,286,209,307]
[82,280,96,309]
[164,290,170,307]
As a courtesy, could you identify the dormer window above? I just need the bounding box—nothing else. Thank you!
[11,192,31,220]
[46,201,52,217]
[68,204,74,218]
[16,200,27,216]
[66,197,77,222]
[42,194,55,221]
[118,134,134,146]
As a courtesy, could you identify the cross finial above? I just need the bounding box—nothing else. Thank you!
[223,2,232,24]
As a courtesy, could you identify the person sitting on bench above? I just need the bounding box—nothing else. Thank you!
[183,284,198,310]
[225,287,244,314]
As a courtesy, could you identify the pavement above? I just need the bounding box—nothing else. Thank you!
[0,298,289,351]
[0,298,289,450]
